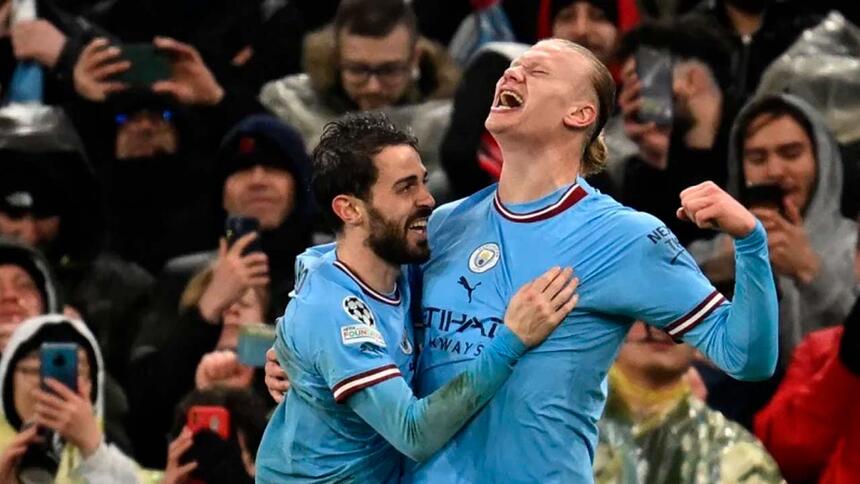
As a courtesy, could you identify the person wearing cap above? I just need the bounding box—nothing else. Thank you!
[125,114,313,469]
[440,0,636,200]
[0,240,58,353]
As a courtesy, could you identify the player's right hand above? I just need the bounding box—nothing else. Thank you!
[677,181,757,239]
[265,347,290,403]
[504,267,579,348]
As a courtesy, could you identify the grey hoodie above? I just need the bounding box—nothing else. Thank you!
[0,315,140,483]
[691,93,858,361]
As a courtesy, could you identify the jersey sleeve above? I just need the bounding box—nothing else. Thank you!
[292,291,401,404]
[595,216,725,339]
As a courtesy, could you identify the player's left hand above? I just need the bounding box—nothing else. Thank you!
[677,181,756,238]
[750,200,820,284]
[264,347,290,403]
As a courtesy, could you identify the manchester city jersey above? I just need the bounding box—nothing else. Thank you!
[407,179,728,483]
[256,243,417,483]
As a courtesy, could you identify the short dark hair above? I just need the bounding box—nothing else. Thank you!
[312,112,418,231]
[334,0,418,46]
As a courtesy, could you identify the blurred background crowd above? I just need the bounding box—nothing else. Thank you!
[0,0,859,482]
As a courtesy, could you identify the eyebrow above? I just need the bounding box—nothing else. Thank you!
[393,172,428,189]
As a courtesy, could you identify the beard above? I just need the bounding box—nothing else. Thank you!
[365,204,431,265]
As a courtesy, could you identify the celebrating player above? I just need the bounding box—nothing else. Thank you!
[404,39,778,483]
[254,114,579,482]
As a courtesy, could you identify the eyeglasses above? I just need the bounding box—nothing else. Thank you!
[341,61,411,85]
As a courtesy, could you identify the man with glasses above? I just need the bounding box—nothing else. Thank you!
[260,0,461,198]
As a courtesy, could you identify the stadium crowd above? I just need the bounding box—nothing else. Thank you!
[0,0,859,482]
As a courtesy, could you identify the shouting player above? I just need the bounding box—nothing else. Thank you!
[404,39,778,483]
[255,114,579,482]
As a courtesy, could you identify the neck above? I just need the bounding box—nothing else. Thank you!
[335,233,400,294]
[725,3,764,36]
[611,363,688,421]
[496,134,582,203]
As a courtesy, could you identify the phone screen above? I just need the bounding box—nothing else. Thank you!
[225,216,262,255]
[115,44,171,87]
[40,343,78,394]
[635,47,674,126]
[237,323,276,368]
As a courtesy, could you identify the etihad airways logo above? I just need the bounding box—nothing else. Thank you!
[422,307,504,338]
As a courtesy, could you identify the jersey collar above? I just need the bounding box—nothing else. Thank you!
[493,183,587,223]
[333,259,401,306]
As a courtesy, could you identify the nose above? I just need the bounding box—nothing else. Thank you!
[364,74,383,93]
[764,158,786,181]
[249,165,268,183]
[417,184,436,210]
[572,16,589,39]
[502,65,525,84]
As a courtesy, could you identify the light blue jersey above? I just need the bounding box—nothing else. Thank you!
[407,178,777,483]
[256,243,532,483]
[256,244,417,483]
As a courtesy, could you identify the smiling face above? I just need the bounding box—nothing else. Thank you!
[486,40,597,144]
[360,144,435,265]
[0,265,44,351]
[742,114,817,214]
[223,165,297,230]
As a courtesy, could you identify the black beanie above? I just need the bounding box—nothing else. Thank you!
[551,0,618,25]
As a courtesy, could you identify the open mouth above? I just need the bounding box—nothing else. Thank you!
[493,89,524,111]
[407,218,428,236]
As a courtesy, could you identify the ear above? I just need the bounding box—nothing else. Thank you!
[332,195,364,227]
[563,103,597,131]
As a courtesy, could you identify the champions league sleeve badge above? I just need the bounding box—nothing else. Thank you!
[469,243,501,273]
[343,296,376,327]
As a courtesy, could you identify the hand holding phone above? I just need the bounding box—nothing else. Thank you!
[114,43,171,88]
[742,183,785,215]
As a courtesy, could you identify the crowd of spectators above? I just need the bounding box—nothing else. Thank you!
[0,0,858,482]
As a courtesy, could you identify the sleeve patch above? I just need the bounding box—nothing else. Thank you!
[341,324,387,348]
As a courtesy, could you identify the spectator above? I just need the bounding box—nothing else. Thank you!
[595,321,783,483]
[126,116,313,466]
[0,240,61,351]
[0,106,154,384]
[163,388,269,484]
[259,0,459,197]
[440,0,632,199]
[616,19,733,246]
[688,93,858,429]
[0,315,143,482]
[754,297,860,483]
[0,239,135,456]
[681,0,823,110]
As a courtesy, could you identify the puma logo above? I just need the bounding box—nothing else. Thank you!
[457,276,481,303]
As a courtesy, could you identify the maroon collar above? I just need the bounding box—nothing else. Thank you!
[333,259,401,306]
[493,184,587,223]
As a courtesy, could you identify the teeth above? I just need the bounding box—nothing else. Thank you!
[410,220,428,229]
[499,90,523,108]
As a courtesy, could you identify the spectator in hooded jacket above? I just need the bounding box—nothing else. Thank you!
[0,315,146,483]
[689,93,858,429]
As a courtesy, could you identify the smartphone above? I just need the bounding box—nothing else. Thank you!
[225,216,262,255]
[187,406,231,441]
[743,183,785,214]
[237,323,277,368]
[40,343,78,394]
[635,47,674,126]
[115,43,171,88]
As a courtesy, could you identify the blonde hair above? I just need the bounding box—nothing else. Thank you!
[538,39,616,175]
[180,264,271,315]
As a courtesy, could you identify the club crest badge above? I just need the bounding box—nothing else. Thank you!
[468,243,501,273]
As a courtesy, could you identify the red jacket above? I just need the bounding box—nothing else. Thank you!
[755,327,860,483]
